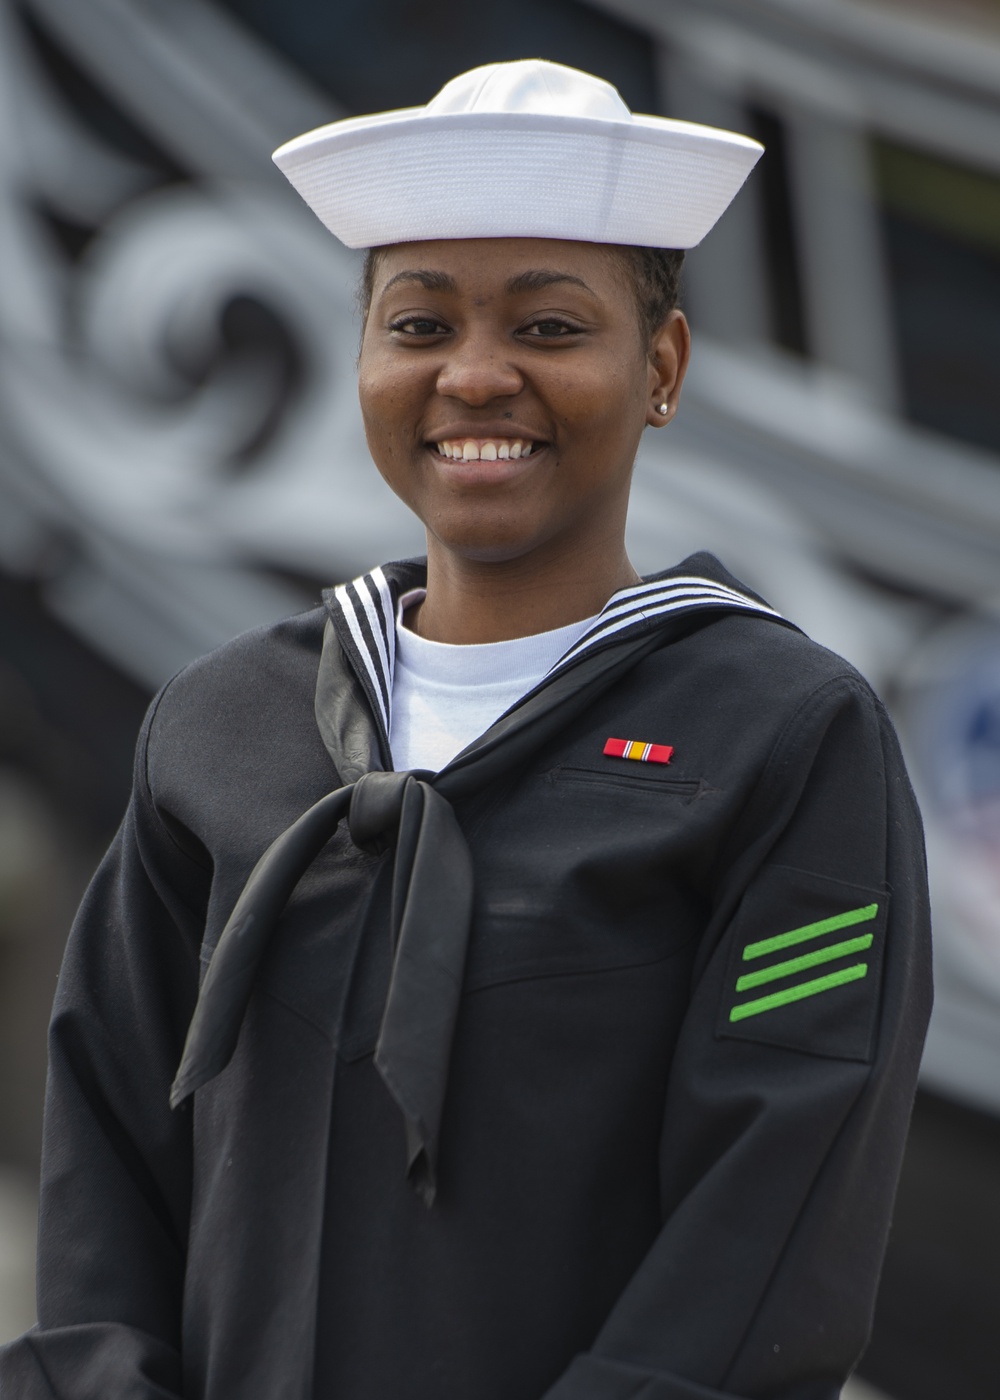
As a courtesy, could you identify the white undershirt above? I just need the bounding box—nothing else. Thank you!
[389,593,598,773]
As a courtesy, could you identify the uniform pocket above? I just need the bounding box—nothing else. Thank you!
[547,764,704,800]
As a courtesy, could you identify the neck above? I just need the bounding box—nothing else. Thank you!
[409,537,641,644]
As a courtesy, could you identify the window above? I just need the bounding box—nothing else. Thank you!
[875,141,1000,456]
[750,106,809,358]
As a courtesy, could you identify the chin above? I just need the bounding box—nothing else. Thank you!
[434,538,541,566]
[426,518,550,565]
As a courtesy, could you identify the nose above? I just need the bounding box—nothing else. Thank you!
[435,329,523,406]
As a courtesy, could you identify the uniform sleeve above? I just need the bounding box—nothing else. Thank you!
[543,676,933,1400]
[0,694,205,1399]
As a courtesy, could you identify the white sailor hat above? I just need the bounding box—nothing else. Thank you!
[272,59,763,250]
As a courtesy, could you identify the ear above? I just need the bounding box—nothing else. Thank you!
[646,310,691,428]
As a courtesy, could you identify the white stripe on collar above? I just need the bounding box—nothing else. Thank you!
[332,568,783,739]
[552,576,781,672]
[333,566,395,733]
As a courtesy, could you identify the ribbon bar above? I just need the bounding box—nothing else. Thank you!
[603,737,673,764]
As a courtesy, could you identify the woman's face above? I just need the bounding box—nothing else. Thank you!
[358,237,688,567]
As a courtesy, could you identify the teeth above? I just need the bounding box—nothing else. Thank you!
[435,438,537,461]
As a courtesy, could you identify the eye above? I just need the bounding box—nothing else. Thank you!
[520,317,584,340]
[388,316,449,337]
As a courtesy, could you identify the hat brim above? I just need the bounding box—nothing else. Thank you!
[272,110,763,250]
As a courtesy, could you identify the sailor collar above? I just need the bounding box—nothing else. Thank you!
[324,552,784,766]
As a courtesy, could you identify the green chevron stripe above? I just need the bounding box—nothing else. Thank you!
[742,902,878,961]
[735,934,874,992]
[729,963,868,1022]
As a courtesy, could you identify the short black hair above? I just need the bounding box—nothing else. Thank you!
[358,244,685,346]
[606,245,686,345]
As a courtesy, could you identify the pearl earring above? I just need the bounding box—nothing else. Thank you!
[657,402,669,415]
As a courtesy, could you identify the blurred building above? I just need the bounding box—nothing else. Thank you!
[0,0,999,1395]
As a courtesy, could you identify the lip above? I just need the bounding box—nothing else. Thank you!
[426,425,547,445]
[424,440,548,485]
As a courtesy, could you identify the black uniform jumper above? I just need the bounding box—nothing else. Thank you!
[0,553,932,1400]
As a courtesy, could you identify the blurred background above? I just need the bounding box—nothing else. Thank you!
[0,0,998,1395]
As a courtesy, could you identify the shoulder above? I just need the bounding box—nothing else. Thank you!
[152,604,327,722]
[644,551,879,722]
[143,606,328,795]
[622,607,896,810]
[652,606,877,720]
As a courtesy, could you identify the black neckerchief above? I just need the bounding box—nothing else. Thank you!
[171,552,794,1204]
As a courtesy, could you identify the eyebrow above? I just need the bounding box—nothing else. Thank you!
[382,270,458,293]
[504,270,594,295]
[380,268,595,297]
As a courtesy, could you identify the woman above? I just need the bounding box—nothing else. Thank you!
[1,60,931,1400]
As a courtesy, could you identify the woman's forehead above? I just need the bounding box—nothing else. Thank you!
[371,237,623,293]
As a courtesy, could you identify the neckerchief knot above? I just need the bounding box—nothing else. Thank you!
[348,769,428,854]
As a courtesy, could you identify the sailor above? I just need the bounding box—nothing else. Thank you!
[0,60,931,1400]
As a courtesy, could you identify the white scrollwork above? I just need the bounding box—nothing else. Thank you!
[18,179,423,564]
[0,0,423,683]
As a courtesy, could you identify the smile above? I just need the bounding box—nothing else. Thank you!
[433,438,542,461]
